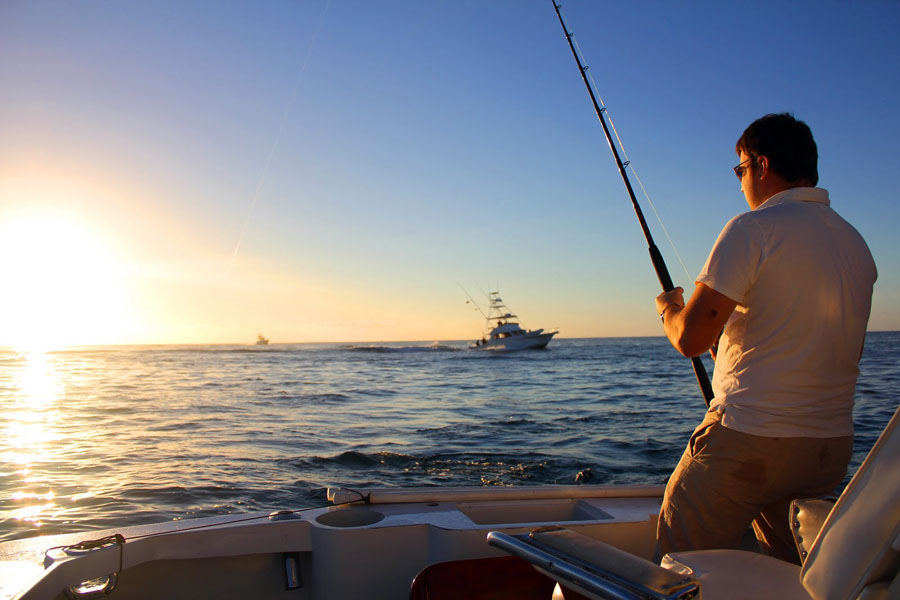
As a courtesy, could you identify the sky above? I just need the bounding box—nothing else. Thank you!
[1,0,898,347]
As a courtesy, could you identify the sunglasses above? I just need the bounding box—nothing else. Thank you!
[733,157,757,180]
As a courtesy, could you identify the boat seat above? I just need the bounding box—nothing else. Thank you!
[661,549,809,599]
[664,403,900,600]
[487,404,900,600]
[798,404,900,598]
[654,498,834,599]
[790,496,835,563]
[654,498,835,600]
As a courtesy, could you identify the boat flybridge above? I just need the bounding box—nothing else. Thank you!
[470,292,557,351]
[2,405,897,600]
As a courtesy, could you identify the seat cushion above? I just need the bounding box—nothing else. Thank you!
[801,406,900,599]
[662,549,811,600]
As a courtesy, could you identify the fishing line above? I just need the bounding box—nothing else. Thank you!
[552,1,713,404]
[231,0,333,264]
[569,30,692,284]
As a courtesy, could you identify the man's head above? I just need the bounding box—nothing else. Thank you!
[736,113,818,186]
[735,113,818,208]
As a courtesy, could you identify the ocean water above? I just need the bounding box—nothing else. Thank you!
[1,333,897,543]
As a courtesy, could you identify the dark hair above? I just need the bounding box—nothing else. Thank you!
[736,113,818,186]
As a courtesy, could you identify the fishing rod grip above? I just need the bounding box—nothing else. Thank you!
[648,244,675,292]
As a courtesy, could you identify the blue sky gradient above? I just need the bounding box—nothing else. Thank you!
[1,1,897,344]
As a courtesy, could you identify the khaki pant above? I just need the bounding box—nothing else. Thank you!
[656,408,852,564]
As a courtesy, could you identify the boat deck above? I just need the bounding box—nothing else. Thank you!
[0,485,664,600]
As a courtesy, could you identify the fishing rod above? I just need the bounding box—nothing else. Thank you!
[460,285,489,320]
[551,1,714,406]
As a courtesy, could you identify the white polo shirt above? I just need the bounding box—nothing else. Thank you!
[696,187,876,438]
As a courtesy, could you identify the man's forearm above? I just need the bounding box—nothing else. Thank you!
[658,283,737,358]
[660,304,701,357]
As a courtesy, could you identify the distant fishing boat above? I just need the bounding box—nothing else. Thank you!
[255,334,269,345]
[470,292,557,351]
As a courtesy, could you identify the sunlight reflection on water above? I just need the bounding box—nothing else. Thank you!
[3,350,65,532]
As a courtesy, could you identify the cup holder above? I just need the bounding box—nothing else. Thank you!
[315,507,385,528]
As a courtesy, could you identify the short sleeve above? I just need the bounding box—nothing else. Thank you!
[696,214,763,305]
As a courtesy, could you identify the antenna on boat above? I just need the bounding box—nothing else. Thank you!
[551,1,713,406]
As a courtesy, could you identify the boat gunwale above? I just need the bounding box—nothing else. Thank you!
[327,484,666,505]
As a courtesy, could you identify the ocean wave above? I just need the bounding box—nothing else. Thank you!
[343,343,462,353]
[296,449,595,486]
[2,333,895,543]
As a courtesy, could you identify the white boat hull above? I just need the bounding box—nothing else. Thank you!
[0,484,663,600]
[470,330,557,351]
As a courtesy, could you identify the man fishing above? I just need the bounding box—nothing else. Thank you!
[653,113,877,563]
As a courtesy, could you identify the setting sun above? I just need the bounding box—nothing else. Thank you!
[0,212,132,350]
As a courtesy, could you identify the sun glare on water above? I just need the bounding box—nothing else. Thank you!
[1,343,67,539]
[0,213,132,351]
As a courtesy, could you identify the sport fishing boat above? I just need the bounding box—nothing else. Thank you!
[470,292,557,351]
[255,334,269,346]
[1,404,897,600]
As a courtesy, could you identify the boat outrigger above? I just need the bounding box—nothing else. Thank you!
[470,292,557,351]
[1,404,897,600]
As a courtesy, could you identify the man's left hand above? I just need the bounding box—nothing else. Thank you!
[656,287,685,318]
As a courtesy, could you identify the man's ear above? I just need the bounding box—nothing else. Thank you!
[757,155,769,179]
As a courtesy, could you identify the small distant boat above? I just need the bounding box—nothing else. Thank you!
[470,292,557,351]
[255,334,269,345]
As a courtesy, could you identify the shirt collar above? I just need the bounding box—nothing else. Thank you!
[756,186,830,210]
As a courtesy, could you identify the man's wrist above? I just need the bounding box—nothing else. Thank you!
[660,303,684,322]
[660,304,676,322]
